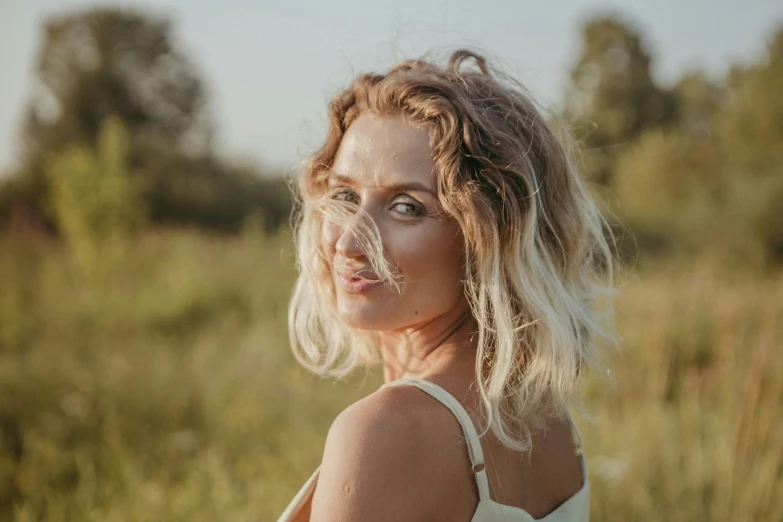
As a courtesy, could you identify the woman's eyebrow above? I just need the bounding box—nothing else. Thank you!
[386,182,437,197]
[327,171,436,197]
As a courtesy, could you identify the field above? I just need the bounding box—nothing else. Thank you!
[1,228,781,521]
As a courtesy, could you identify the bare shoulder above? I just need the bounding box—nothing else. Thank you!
[310,385,465,521]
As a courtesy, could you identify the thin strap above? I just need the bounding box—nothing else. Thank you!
[382,378,491,502]
[564,410,588,480]
[564,410,583,453]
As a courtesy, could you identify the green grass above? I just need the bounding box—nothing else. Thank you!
[0,229,781,521]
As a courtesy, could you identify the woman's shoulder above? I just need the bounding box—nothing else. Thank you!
[309,385,470,520]
[326,383,463,471]
[331,384,436,444]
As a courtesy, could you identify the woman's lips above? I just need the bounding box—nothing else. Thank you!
[336,268,382,294]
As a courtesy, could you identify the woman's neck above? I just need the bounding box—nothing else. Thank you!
[378,301,479,384]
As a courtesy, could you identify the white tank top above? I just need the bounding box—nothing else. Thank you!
[276,378,590,521]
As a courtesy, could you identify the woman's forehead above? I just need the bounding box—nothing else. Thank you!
[331,113,436,190]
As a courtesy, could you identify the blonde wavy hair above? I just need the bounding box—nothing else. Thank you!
[289,49,619,451]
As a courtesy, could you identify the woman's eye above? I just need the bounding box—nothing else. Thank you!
[391,200,426,217]
[332,188,358,203]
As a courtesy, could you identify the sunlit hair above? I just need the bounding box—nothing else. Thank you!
[289,49,619,451]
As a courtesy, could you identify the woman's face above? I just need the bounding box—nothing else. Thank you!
[322,113,466,331]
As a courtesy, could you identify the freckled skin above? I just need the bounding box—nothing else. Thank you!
[323,114,466,332]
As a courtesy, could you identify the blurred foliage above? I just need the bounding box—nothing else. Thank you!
[613,130,721,256]
[45,117,145,273]
[0,229,333,522]
[567,16,783,269]
[21,6,211,162]
[672,71,724,141]
[140,151,292,233]
[0,6,292,234]
[718,30,783,174]
[585,264,783,521]
[566,15,677,186]
[0,230,781,520]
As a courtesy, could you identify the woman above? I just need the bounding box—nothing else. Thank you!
[277,49,617,522]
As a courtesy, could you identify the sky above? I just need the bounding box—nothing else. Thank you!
[1,0,782,175]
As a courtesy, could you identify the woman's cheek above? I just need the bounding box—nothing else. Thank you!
[321,221,340,257]
[387,223,453,277]
[384,227,428,267]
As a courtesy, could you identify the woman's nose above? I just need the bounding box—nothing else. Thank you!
[334,221,365,259]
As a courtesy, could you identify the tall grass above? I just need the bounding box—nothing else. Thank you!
[586,262,783,521]
[0,229,780,521]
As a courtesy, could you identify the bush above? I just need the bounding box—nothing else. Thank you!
[44,117,145,273]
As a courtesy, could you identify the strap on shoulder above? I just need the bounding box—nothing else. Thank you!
[382,378,491,502]
[564,409,583,453]
[564,409,588,480]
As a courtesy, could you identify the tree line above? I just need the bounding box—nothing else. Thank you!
[0,7,781,270]
[567,16,783,269]
[0,7,291,240]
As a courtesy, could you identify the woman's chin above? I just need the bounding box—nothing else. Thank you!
[335,301,393,330]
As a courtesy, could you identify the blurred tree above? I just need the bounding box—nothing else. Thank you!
[614,70,725,250]
[566,15,676,185]
[614,25,783,267]
[718,27,783,176]
[672,71,725,141]
[4,7,212,223]
[142,151,293,232]
[1,6,292,234]
[23,7,212,161]
[613,130,723,257]
[716,26,783,263]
